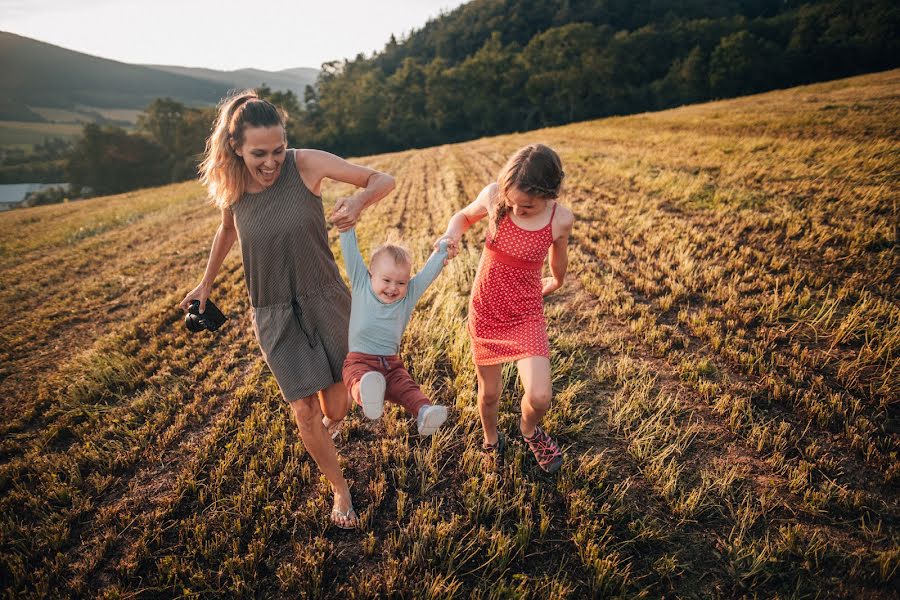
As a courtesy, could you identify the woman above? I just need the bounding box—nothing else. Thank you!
[179,90,394,529]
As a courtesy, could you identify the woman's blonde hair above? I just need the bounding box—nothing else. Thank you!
[199,90,287,209]
[491,143,564,237]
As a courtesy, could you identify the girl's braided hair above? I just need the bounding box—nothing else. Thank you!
[491,144,564,238]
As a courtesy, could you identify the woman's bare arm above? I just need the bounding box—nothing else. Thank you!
[179,208,238,313]
[295,149,395,231]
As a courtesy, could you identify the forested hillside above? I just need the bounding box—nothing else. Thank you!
[290,0,899,155]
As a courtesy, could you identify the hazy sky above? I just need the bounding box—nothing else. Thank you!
[1,0,470,71]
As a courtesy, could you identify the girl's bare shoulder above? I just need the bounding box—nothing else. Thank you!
[478,182,499,204]
[483,182,499,195]
[294,148,341,170]
[555,202,574,225]
[553,202,575,239]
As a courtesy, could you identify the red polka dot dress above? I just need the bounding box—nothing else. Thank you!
[468,203,556,365]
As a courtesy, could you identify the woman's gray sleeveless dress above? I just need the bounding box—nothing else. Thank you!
[231,149,351,400]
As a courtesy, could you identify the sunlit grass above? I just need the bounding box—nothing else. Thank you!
[0,69,897,598]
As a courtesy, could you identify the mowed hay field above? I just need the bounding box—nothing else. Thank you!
[1,69,897,598]
[0,121,85,150]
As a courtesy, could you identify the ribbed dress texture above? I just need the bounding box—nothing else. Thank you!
[468,203,556,365]
[231,149,351,400]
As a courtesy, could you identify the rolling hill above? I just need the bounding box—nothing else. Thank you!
[0,31,318,124]
[144,65,318,102]
[0,70,896,598]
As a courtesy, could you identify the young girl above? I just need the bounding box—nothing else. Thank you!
[438,143,574,473]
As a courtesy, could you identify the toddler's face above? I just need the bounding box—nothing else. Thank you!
[506,186,547,218]
[369,255,411,304]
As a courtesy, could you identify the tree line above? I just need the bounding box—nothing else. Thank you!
[293,0,899,156]
[2,0,897,199]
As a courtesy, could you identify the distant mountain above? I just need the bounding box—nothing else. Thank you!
[0,32,229,119]
[143,65,318,101]
[0,32,319,123]
[278,67,320,80]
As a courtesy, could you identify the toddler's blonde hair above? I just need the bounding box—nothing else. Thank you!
[371,243,412,270]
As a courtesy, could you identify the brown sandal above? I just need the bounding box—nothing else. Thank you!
[322,416,342,441]
[331,504,358,529]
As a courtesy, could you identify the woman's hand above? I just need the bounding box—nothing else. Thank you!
[330,195,364,232]
[541,277,562,297]
[179,281,212,313]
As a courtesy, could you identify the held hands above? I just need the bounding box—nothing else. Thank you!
[179,281,211,314]
[434,234,460,263]
[541,277,563,297]
[329,195,364,232]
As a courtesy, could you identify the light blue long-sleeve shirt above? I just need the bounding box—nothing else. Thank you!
[340,229,448,355]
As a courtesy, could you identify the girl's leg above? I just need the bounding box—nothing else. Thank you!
[517,356,562,473]
[342,354,386,420]
[475,363,503,446]
[289,389,355,527]
[516,356,552,437]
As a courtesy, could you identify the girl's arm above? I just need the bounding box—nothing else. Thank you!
[296,149,396,231]
[436,183,494,259]
[542,206,575,296]
[179,207,238,313]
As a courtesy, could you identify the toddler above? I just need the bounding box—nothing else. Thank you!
[339,227,450,436]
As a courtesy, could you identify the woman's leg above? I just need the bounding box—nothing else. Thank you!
[319,380,351,422]
[475,363,503,446]
[516,356,552,437]
[288,391,355,526]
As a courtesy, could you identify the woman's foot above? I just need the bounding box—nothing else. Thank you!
[522,425,563,473]
[416,404,448,436]
[322,415,342,440]
[331,493,358,529]
[359,371,386,420]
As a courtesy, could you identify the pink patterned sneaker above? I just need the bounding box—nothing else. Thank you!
[523,426,563,473]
